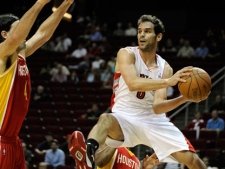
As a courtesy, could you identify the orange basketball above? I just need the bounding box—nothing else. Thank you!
[178,67,212,101]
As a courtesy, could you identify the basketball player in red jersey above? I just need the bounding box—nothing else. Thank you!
[0,0,74,168]
[69,131,160,169]
[68,15,209,169]
[96,146,160,169]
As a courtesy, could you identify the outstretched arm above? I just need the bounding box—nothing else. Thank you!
[25,0,74,57]
[0,0,50,59]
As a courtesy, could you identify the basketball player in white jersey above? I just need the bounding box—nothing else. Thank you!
[68,15,208,169]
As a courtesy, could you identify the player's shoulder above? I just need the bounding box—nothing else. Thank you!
[117,46,137,58]
[118,46,137,53]
[164,61,173,71]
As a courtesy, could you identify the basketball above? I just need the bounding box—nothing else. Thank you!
[178,67,212,101]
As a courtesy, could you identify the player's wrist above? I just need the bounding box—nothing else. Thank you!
[164,79,170,87]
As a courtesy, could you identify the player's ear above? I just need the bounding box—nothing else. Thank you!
[156,33,163,42]
[1,31,8,39]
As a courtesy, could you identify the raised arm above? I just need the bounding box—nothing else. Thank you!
[0,0,50,58]
[25,0,74,57]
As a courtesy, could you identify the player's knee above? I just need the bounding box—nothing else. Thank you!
[95,160,106,168]
[98,113,114,126]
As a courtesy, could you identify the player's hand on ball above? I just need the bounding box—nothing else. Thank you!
[167,66,193,86]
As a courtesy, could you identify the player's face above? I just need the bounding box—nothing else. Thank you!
[137,22,157,52]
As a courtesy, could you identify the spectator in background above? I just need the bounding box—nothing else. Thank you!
[161,38,177,54]
[206,109,224,131]
[206,27,216,41]
[202,156,218,169]
[113,22,125,36]
[54,32,72,53]
[86,68,97,83]
[66,42,87,59]
[175,38,185,51]
[194,40,209,59]
[22,141,32,169]
[69,70,79,84]
[59,134,71,155]
[87,42,101,58]
[35,132,54,155]
[90,26,103,42]
[207,40,221,58]
[33,85,49,102]
[209,94,225,113]
[39,63,52,77]
[50,64,69,83]
[50,62,70,77]
[124,22,137,36]
[82,103,102,120]
[68,55,90,74]
[39,139,65,169]
[100,22,111,37]
[185,112,206,130]
[88,55,105,81]
[41,36,56,52]
[100,65,112,83]
[176,39,195,58]
[91,55,105,71]
[107,56,116,73]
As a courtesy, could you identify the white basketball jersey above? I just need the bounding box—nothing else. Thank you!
[111,46,167,120]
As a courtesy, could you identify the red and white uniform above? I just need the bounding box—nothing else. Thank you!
[106,46,195,163]
[0,55,31,169]
[97,147,140,169]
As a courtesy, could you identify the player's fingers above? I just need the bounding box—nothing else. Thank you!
[180,72,191,77]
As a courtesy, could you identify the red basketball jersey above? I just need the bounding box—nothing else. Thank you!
[0,55,31,136]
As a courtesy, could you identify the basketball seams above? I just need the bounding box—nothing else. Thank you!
[187,75,192,99]
[197,73,212,88]
[193,72,202,100]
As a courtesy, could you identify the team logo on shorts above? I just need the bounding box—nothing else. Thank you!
[75,151,83,161]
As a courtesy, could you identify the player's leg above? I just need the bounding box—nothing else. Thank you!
[95,143,117,167]
[87,113,124,168]
[16,139,27,169]
[171,150,207,169]
[68,113,123,169]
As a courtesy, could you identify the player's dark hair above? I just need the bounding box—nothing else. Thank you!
[0,13,19,42]
[137,15,165,36]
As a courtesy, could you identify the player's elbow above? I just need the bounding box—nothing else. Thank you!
[152,103,163,114]
[152,106,161,114]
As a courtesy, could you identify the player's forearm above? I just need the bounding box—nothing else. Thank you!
[37,0,74,40]
[11,1,48,42]
[128,78,168,92]
[153,96,187,114]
